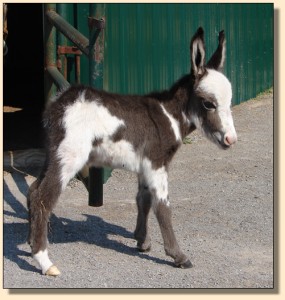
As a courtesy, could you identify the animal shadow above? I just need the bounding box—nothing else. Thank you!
[3,170,173,275]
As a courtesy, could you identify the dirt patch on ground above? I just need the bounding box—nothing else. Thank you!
[3,91,273,288]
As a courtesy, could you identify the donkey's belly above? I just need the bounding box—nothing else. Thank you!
[88,138,141,172]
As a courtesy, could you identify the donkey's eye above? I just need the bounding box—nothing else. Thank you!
[202,101,216,111]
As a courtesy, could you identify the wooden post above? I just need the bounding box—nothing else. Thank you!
[44,3,57,106]
[88,3,106,207]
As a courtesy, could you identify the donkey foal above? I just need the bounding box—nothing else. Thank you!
[27,27,237,276]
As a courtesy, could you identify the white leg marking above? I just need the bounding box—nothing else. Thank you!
[33,249,53,275]
[142,159,170,206]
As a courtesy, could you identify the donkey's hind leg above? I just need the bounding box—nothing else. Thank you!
[27,162,49,245]
[27,160,63,276]
[28,150,88,275]
[134,176,152,252]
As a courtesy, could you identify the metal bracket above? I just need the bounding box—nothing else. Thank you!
[88,17,105,30]
[57,46,82,55]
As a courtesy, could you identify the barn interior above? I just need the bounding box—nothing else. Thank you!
[3,4,45,151]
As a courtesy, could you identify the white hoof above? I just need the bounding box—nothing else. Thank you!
[45,265,61,276]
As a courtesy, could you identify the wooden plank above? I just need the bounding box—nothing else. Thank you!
[3,149,90,192]
[4,149,46,169]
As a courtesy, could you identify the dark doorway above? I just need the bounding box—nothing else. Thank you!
[3,4,45,151]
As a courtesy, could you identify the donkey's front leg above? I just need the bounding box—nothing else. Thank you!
[134,176,152,252]
[153,200,192,268]
[147,166,193,268]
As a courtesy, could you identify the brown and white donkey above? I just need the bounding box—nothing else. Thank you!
[27,27,237,276]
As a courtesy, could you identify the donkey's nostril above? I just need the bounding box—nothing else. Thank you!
[224,134,237,146]
[225,135,231,145]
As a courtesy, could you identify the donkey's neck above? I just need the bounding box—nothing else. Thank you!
[146,74,196,139]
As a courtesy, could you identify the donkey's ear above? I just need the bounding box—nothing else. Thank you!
[206,30,226,71]
[190,27,206,77]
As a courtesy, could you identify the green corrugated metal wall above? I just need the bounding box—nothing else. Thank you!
[103,3,273,105]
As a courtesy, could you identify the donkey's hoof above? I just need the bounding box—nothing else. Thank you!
[45,265,61,276]
[137,246,151,253]
[177,260,193,269]
[137,241,151,252]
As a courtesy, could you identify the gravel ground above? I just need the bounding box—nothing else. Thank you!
[3,91,273,289]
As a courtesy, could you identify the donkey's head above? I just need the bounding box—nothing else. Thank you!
[189,27,237,149]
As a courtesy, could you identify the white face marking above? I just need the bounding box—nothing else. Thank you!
[57,91,126,188]
[195,69,237,143]
[197,69,232,107]
[33,249,53,275]
[160,104,181,141]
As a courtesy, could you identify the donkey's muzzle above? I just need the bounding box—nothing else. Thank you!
[224,132,237,147]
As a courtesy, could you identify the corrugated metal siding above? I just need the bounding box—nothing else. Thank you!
[103,3,273,105]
